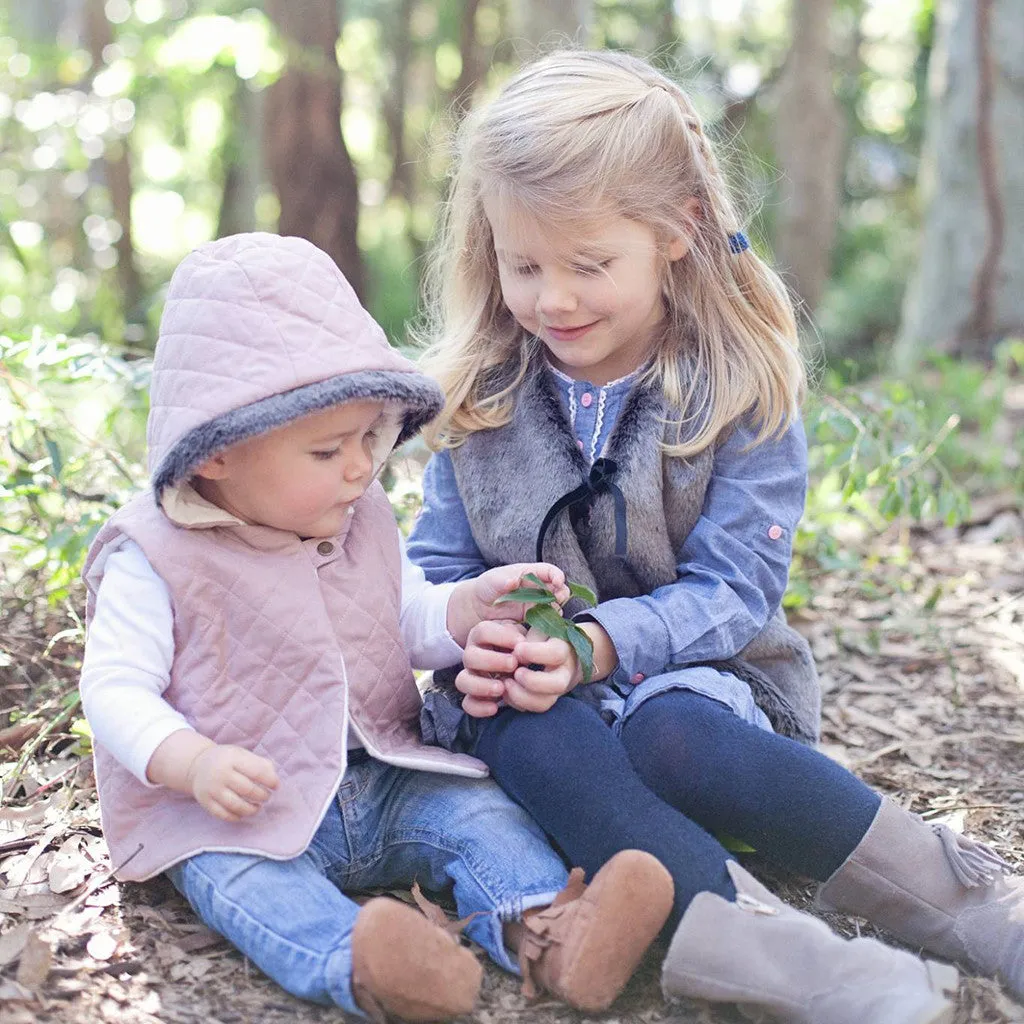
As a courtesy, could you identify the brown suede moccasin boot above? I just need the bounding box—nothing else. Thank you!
[517,849,674,1012]
[351,896,483,1022]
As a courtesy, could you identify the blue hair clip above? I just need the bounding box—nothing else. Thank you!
[728,231,750,255]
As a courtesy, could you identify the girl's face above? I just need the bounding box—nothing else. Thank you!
[485,201,687,385]
[193,399,396,538]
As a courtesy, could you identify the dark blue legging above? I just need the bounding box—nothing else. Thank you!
[470,689,880,928]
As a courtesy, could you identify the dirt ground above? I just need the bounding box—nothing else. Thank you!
[2,505,1023,1024]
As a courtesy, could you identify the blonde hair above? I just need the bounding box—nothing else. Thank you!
[417,49,805,457]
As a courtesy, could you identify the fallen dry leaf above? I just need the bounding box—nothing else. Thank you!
[0,720,42,753]
[0,834,34,857]
[155,943,186,967]
[14,931,51,990]
[410,880,451,928]
[3,821,64,890]
[173,926,224,953]
[83,882,120,909]
[0,978,34,1003]
[0,888,77,919]
[47,835,92,894]
[99,996,124,1021]
[49,904,103,940]
[0,794,56,825]
[169,958,212,982]
[0,923,32,969]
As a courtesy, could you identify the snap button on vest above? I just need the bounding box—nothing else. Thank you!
[317,540,334,555]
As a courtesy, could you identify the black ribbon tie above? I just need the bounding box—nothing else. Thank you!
[535,457,628,562]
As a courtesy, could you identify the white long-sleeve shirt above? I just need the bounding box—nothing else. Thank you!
[80,537,462,785]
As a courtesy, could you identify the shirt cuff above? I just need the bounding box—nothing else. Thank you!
[412,581,465,669]
[123,719,197,788]
[582,597,673,684]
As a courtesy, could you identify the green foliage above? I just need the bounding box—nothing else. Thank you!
[1,331,148,604]
[69,715,93,757]
[495,572,597,683]
[797,377,968,593]
[916,341,1024,490]
[0,3,284,346]
[789,342,1023,608]
[817,203,920,365]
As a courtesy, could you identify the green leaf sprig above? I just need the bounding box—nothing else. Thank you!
[495,573,598,684]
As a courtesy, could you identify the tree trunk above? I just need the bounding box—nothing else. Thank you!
[772,0,843,316]
[82,0,142,315]
[217,80,263,238]
[509,0,593,48]
[264,0,363,297]
[381,0,416,200]
[656,0,680,57]
[8,0,65,41]
[450,0,484,116]
[895,0,1024,366]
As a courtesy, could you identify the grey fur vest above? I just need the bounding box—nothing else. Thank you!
[445,360,821,745]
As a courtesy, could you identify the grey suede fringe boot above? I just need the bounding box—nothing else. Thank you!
[662,861,957,1024]
[818,796,1024,1000]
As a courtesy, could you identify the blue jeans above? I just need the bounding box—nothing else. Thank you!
[470,688,881,929]
[166,753,567,1015]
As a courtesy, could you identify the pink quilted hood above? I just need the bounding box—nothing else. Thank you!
[148,232,442,496]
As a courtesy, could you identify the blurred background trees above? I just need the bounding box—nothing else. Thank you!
[1,0,1022,604]
[8,0,1024,356]
[11,0,1023,357]
[896,0,1024,367]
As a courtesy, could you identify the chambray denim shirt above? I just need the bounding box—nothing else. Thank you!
[408,365,808,712]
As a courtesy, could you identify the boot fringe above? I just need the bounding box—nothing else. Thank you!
[517,867,587,1000]
[930,823,1011,888]
[517,932,548,1000]
[410,880,483,938]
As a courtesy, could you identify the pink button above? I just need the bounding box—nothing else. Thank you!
[580,392,593,407]
[768,524,783,540]
[577,439,584,449]
[630,672,645,684]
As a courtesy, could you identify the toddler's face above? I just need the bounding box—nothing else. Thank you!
[485,201,686,385]
[194,399,396,538]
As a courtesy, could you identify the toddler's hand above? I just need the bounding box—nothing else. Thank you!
[505,630,578,714]
[446,562,570,648]
[456,619,527,717]
[186,744,279,822]
[474,563,571,622]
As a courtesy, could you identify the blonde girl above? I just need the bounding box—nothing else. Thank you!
[408,49,1024,1022]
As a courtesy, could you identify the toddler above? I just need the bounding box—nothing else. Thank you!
[79,232,674,1020]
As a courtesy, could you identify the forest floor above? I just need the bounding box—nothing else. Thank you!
[2,498,1023,1024]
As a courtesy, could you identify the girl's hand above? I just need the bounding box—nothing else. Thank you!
[446,562,570,645]
[505,630,578,714]
[456,619,526,717]
[186,744,279,822]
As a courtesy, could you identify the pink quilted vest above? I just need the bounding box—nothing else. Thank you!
[83,482,485,882]
[80,233,485,881]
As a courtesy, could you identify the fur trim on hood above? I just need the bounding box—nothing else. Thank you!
[147,232,441,496]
